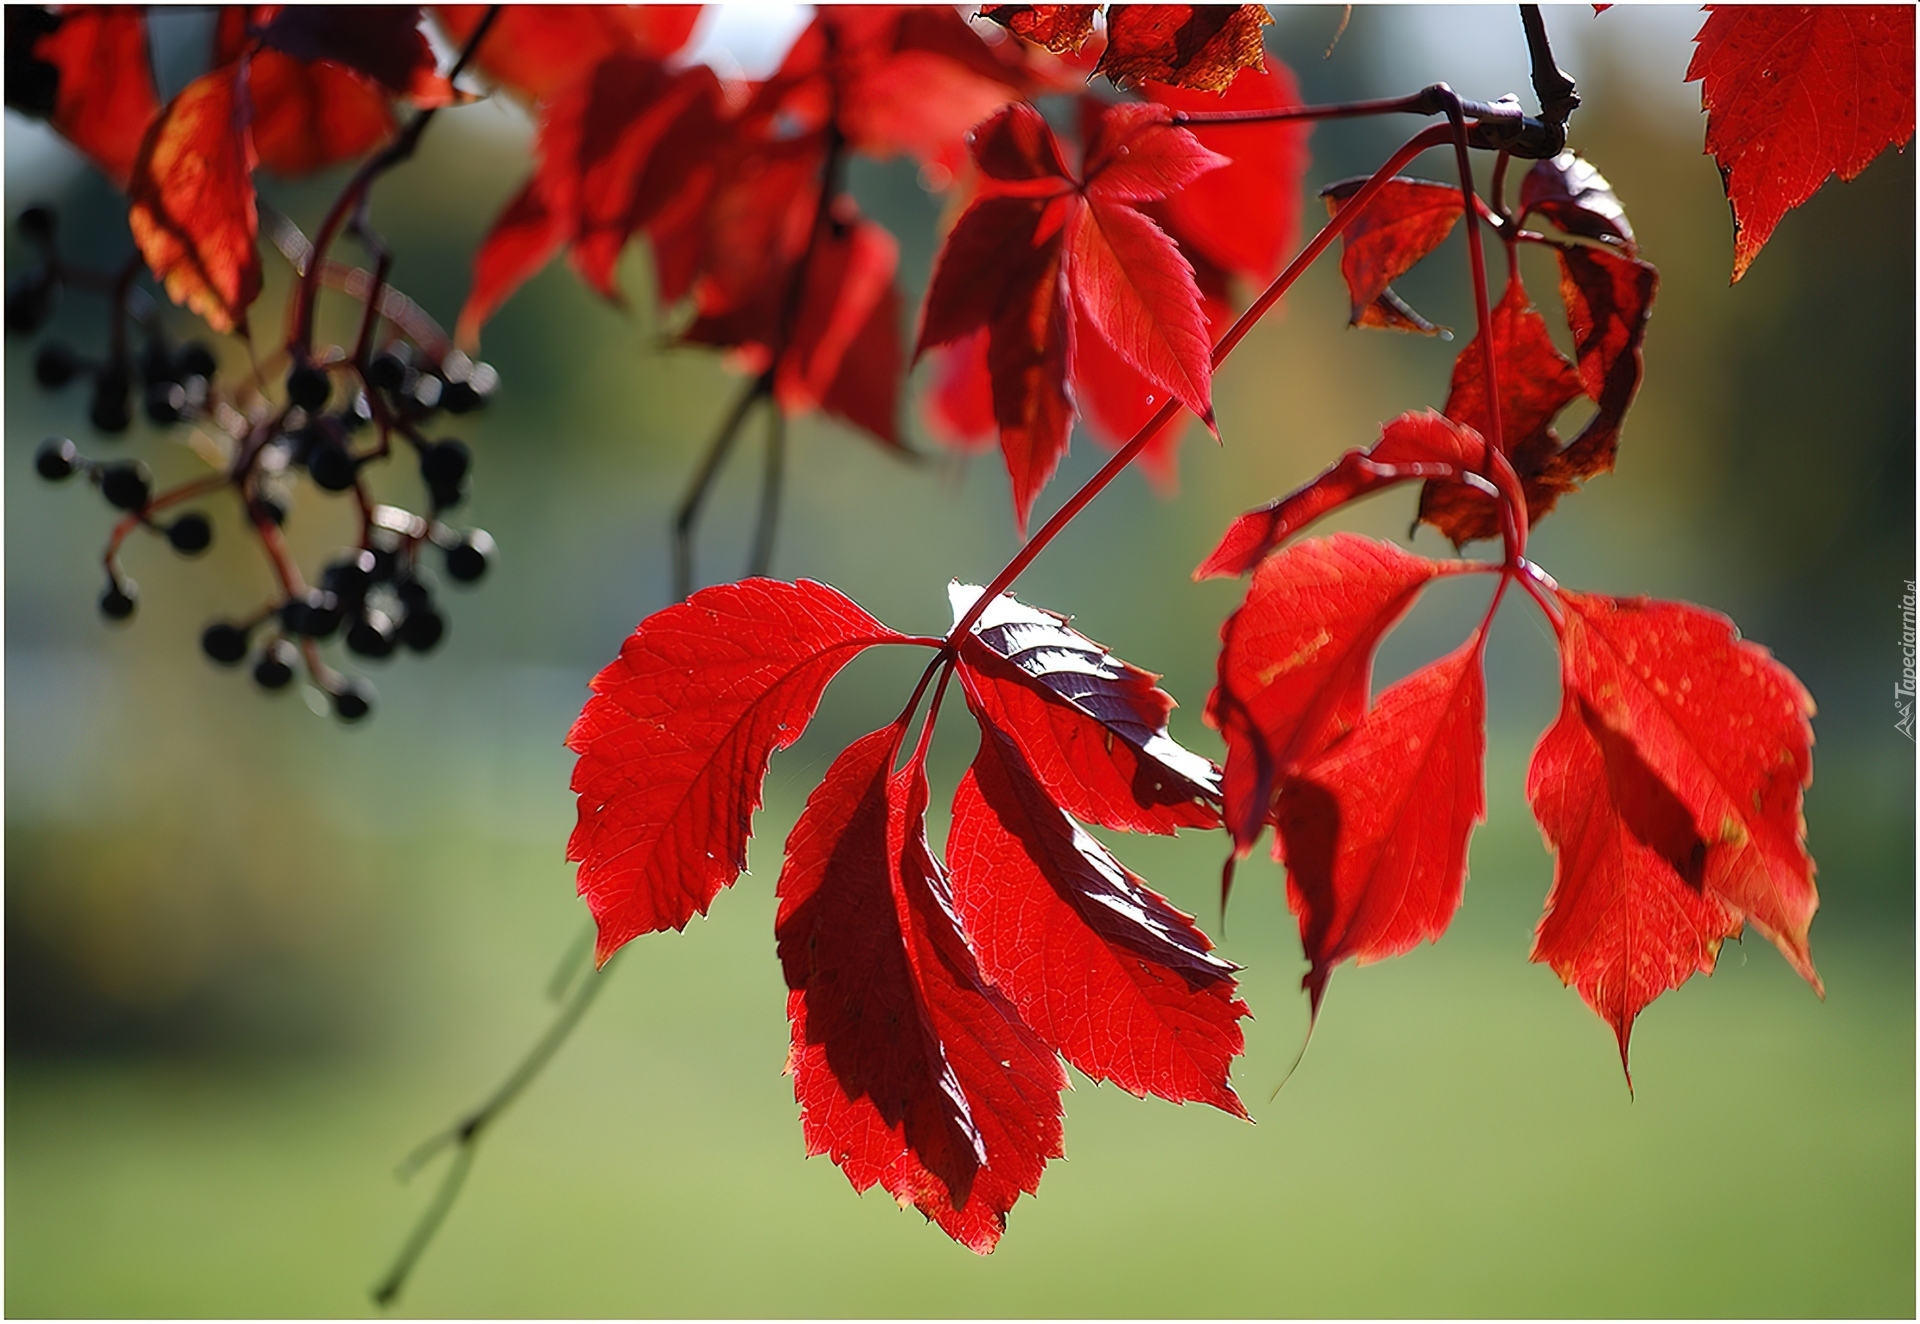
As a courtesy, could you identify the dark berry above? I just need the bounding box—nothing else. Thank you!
[253,641,297,690]
[146,381,187,425]
[321,550,378,602]
[346,610,397,659]
[340,395,373,431]
[34,341,77,388]
[167,512,212,555]
[444,529,495,583]
[441,379,481,413]
[395,575,432,610]
[16,204,56,244]
[250,492,289,526]
[400,605,445,652]
[332,681,375,722]
[174,341,217,380]
[5,270,56,333]
[89,364,132,434]
[367,349,409,392]
[99,460,150,510]
[427,474,465,510]
[99,579,137,621]
[406,372,443,413]
[281,590,343,639]
[35,436,78,480]
[307,440,359,492]
[287,362,331,411]
[419,438,470,488]
[139,336,175,385]
[200,621,249,664]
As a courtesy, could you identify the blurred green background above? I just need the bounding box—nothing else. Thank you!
[7,6,1913,1317]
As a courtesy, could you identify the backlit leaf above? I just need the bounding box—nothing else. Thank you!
[566,579,910,961]
[1096,4,1272,93]
[127,65,261,334]
[1276,639,1486,1013]
[950,725,1247,1113]
[1687,4,1916,280]
[950,583,1220,834]
[33,6,158,188]
[777,727,1065,1253]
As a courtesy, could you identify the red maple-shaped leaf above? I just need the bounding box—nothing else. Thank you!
[566,579,911,962]
[1418,270,1587,545]
[777,726,1065,1254]
[1096,4,1272,93]
[918,100,1224,531]
[1321,175,1462,332]
[1541,241,1658,492]
[949,726,1248,1114]
[1275,638,1486,1013]
[1552,590,1820,987]
[212,9,396,177]
[33,6,158,189]
[247,51,396,175]
[126,64,261,334]
[257,6,450,104]
[1688,5,1916,281]
[1528,689,1744,1079]
[1519,150,1636,252]
[458,58,724,340]
[949,584,1219,835]
[1150,59,1310,286]
[686,201,907,447]
[1197,409,1490,579]
[433,3,702,103]
[980,5,1099,54]
[1209,534,1481,852]
[921,330,997,453]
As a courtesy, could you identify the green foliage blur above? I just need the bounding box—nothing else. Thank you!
[7,7,1912,1316]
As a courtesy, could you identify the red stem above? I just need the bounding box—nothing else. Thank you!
[948,123,1454,646]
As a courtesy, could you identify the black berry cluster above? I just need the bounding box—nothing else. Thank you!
[13,202,499,724]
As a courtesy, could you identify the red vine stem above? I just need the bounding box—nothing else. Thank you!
[948,123,1455,647]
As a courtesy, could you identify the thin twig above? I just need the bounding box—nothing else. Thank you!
[674,376,768,601]
[747,407,787,580]
[372,953,620,1306]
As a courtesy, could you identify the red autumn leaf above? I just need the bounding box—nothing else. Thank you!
[1418,269,1587,546]
[921,331,997,453]
[776,726,1065,1254]
[685,203,906,449]
[433,3,701,103]
[1197,408,1490,579]
[1553,590,1821,987]
[1322,175,1462,331]
[33,6,158,188]
[459,57,724,338]
[247,51,397,175]
[1687,4,1916,281]
[1096,4,1272,94]
[258,5,450,104]
[1068,269,1229,491]
[1274,638,1486,1014]
[917,100,1224,531]
[211,7,396,177]
[1528,689,1744,1079]
[1540,241,1658,490]
[831,7,1058,173]
[1208,534,1481,852]
[949,725,1248,1114]
[126,64,261,334]
[949,583,1219,835]
[456,180,565,347]
[1150,58,1311,286]
[979,5,1099,55]
[1519,150,1636,252]
[565,579,911,962]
